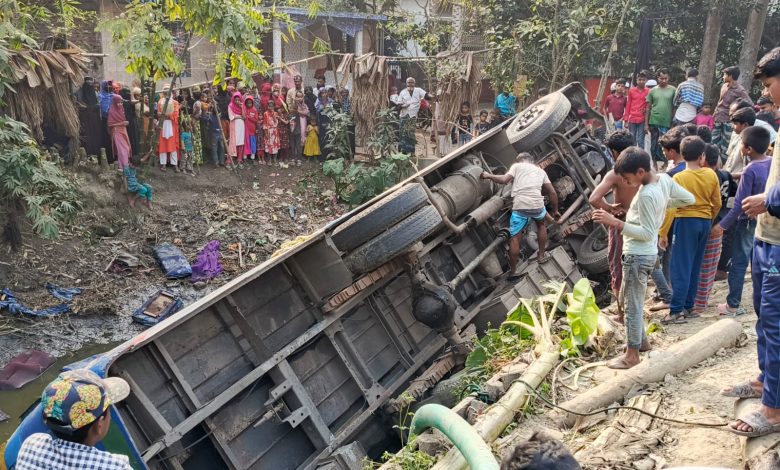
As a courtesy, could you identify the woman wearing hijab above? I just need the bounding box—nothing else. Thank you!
[304,86,317,116]
[74,77,101,157]
[227,91,246,169]
[271,83,288,112]
[316,88,332,162]
[157,86,181,172]
[259,83,272,113]
[99,80,115,163]
[120,87,140,156]
[107,94,132,170]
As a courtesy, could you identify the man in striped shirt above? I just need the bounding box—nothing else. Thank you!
[673,67,705,125]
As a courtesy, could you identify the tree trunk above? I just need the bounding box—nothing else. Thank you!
[737,0,770,91]
[451,2,464,53]
[698,5,723,101]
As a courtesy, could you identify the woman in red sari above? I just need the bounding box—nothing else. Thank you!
[107,94,132,170]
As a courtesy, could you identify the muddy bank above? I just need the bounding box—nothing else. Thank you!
[0,162,343,366]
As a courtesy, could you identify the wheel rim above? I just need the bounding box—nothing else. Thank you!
[514,104,545,132]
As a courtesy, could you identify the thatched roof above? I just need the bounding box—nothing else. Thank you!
[6,39,91,159]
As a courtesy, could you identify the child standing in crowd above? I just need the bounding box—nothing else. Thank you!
[712,126,772,316]
[475,110,491,137]
[263,100,281,166]
[304,117,321,162]
[695,103,715,129]
[489,109,504,129]
[455,101,474,145]
[624,70,650,148]
[278,105,291,166]
[179,120,196,176]
[660,136,722,324]
[244,95,260,164]
[692,143,733,312]
[593,147,694,369]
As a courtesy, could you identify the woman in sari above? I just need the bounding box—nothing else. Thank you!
[227,91,246,168]
[107,94,132,170]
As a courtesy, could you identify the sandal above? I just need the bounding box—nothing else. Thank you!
[682,310,701,319]
[721,382,762,398]
[717,303,747,317]
[728,410,780,437]
[660,314,687,325]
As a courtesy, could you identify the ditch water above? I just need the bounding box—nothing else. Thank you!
[0,341,119,442]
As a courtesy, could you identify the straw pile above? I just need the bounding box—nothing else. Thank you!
[5,39,90,159]
[340,53,389,147]
[434,52,482,136]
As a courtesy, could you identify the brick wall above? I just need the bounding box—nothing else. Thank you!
[33,0,102,77]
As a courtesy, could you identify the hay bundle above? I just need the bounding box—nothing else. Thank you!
[433,52,482,136]
[345,53,389,147]
[7,84,45,142]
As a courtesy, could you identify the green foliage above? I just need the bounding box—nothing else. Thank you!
[323,153,414,206]
[0,0,37,102]
[464,325,533,385]
[99,0,323,86]
[18,0,96,40]
[366,108,400,159]
[324,106,354,161]
[323,106,412,206]
[0,117,82,239]
[560,279,601,357]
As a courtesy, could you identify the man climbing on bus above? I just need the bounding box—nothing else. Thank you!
[481,152,560,280]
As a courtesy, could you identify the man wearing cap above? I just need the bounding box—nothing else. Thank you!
[15,369,132,470]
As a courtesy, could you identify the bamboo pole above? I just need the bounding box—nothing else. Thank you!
[551,319,744,428]
[429,351,560,470]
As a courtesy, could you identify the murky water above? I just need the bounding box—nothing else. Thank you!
[0,342,118,442]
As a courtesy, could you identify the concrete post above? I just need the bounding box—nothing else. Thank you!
[273,20,282,78]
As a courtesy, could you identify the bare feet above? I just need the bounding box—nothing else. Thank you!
[649,301,669,312]
[607,352,640,369]
[144,200,153,209]
[126,194,136,208]
[608,314,624,325]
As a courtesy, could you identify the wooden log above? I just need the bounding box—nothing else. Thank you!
[99,147,107,166]
[735,397,780,468]
[429,351,560,470]
[551,319,744,428]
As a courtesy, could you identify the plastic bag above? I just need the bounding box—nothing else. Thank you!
[154,243,192,279]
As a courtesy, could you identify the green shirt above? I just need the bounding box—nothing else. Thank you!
[646,86,676,128]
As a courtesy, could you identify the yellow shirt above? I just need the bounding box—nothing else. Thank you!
[660,167,721,236]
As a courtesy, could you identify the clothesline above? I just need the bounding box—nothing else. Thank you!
[174,44,516,91]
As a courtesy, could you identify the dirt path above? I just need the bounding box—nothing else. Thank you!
[0,161,343,365]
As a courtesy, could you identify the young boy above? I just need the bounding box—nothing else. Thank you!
[712,126,771,316]
[624,71,650,148]
[661,136,722,323]
[589,130,637,322]
[475,110,491,136]
[500,430,581,470]
[455,101,474,145]
[602,79,627,129]
[481,153,560,278]
[593,147,694,368]
[692,143,734,312]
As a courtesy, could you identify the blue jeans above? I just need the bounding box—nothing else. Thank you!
[210,133,225,165]
[727,219,756,308]
[753,240,780,407]
[651,246,673,303]
[621,254,656,349]
[649,125,669,164]
[628,123,645,149]
[670,218,711,315]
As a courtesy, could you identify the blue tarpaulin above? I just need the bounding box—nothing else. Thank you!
[0,284,83,318]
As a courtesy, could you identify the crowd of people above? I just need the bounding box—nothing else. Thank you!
[593,49,780,438]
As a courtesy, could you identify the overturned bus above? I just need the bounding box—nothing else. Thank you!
[3,83,611,470]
